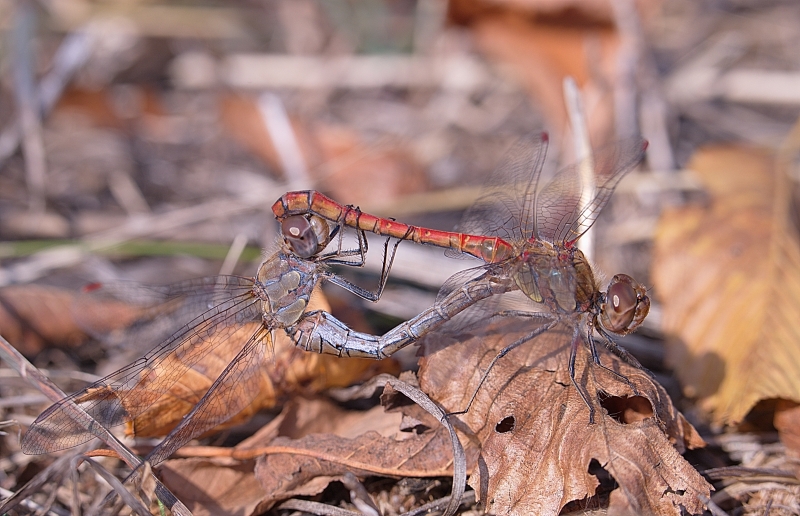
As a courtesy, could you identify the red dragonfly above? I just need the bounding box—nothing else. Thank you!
[272,133,651,422]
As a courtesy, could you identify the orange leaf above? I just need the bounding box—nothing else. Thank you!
[653,145,800,424]
[66,287,396,439]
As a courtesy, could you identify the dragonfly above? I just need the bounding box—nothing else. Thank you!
[20,202,507,462]
[272,133,651,422]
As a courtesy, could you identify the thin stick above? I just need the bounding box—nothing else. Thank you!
[0,29,93,167]
[12,2,47,212]
[563,76,595,261]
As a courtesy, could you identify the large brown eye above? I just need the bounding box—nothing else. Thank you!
[308,215,331,251]
[605,281,637,332]
[281,216,319,258]
[599,274,649,335]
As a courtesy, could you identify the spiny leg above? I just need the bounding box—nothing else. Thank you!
[316,208,370,263]
[321,228,404,303]
[596,325,648,372]
[585,323,640,397]
[568,330,597,424]
[372,225,409,300]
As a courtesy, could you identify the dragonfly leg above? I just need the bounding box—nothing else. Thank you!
[447,315,559,418]
[315,224,369,264]
[373,226,411,300]
[596,325,648,372]
[586,325,640,397]
[568,331,596,424]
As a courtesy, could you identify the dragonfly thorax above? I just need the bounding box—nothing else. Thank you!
[513,241,597,314]
[255,252,319,327]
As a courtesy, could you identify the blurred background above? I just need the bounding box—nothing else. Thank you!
[2,0,800,513]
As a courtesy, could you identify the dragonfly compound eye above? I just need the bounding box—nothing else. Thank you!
[600,274,650,335]
[308,215,332,251]
[281,215,320,258]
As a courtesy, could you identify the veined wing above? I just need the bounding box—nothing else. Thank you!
[21,276,261,454]
[454,133,550,246]
[146,326,273,465]
[73,277,253,350]
[534,137,647,246]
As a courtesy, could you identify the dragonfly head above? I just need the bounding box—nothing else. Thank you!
[598,274,649,335]
[281,215,332,258]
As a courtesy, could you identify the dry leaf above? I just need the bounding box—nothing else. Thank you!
[0,284,139,355]
[253,425,458,508]
[311,122,428,209]
[653,145,800,425]
[449,0,662,25]
[418,317,709,515]
[448,0,662,145]
[15,280,395,439]
[774,400,800,456]
[157,458,265,516]
[161,396,457,515]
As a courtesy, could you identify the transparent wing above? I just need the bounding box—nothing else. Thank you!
[535,136,647,245]
[456,133,549,243]
[21,277,261,454]
[73,277,256,356]
[147,327,272,465]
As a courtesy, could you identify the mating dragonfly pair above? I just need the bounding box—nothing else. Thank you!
[21,133,650,466]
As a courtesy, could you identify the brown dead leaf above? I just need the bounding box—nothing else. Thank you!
[161,395,460,515]
[54,86,166,130]
[653,145,800,425]
[448,0,662,146]
[449,0,662,26]
[253,430,457,504]
[418,317,709,515]
[311,122,428,209]
[774,400,800,456]
[157,457,265,516]
[0,284,140,355]
[13,280,395,439]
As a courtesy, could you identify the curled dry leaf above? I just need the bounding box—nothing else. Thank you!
[0,285,81,355]
[159,397,386,516]
[115,327,393,438]
[254,429,458,506]
[0,284,138,355]
[653,145,800,425]
[418,317,710,515]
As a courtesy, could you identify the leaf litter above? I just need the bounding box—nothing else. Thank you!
[159,374,468,516]
[418,316,710,515]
